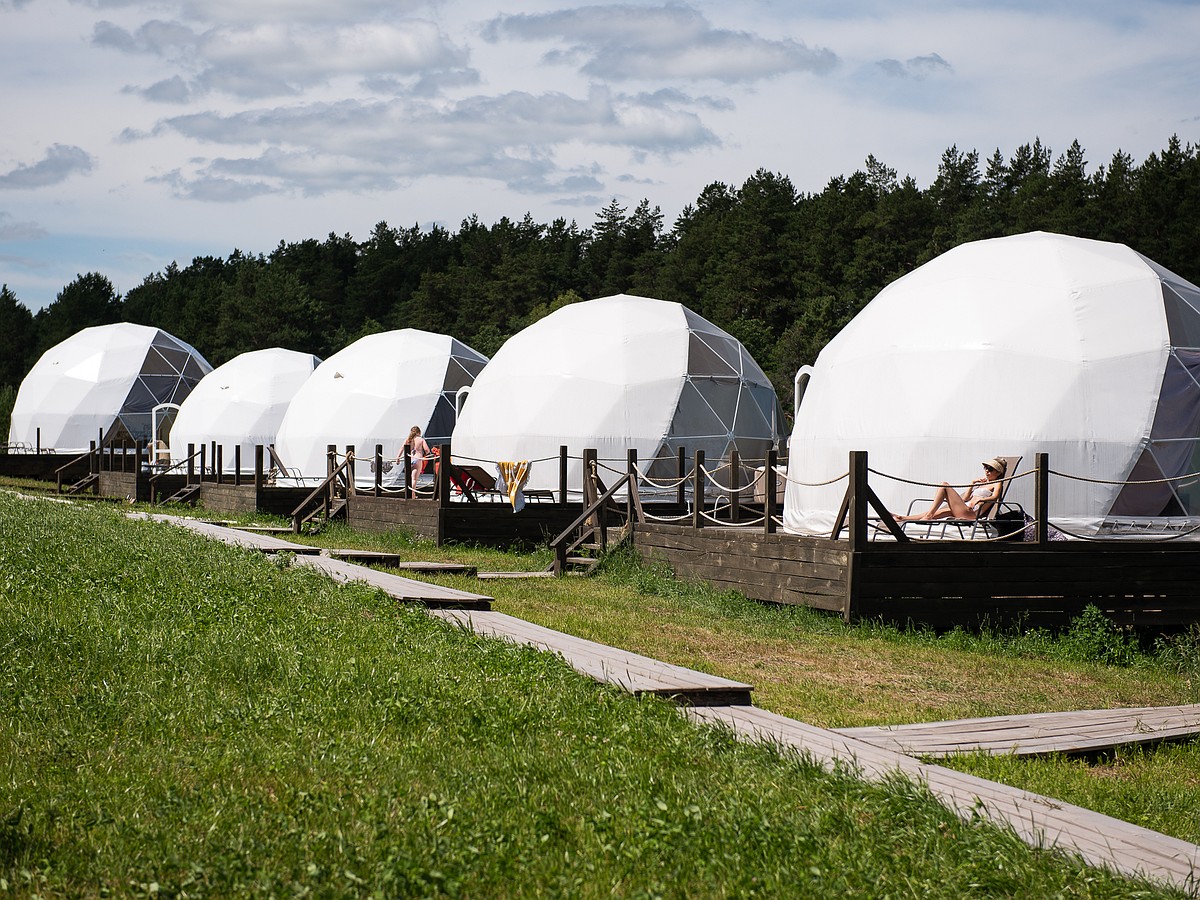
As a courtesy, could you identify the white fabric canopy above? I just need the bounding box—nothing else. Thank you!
[8,323,211,451]
[451,294,784,495]
[273,329,487,484]
[169,348,321,471]
[783,231,1200,535]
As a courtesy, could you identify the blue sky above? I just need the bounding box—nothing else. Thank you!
[1,0,1198,312]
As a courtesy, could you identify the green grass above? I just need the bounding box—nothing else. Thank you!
[0,492,1185,897]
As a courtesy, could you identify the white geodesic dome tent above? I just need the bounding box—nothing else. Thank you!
[8,323,211,452]
[168,348,321,472]
[451,294,785,496]
[783,231,1200,536]
[273,329,487,484]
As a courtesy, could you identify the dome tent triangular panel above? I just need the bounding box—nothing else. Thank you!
[272,329,487,484]
[8,323,212,451]
[169,348,322,472]
[783,231,1200,536]
[451,294,785,496]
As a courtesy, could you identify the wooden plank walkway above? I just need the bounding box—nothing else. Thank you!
[686,705,1200,894]
[837,705,1200,758]
[477,570,556,580]
[294,555,492,610]
[135,513,323,554]
[428,609,753,705]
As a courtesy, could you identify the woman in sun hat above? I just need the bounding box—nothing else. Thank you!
[896,457,1007,522]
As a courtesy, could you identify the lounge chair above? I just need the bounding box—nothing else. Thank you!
[900,455,1024,540]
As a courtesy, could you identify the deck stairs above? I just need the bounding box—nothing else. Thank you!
[549,469,641,575]
[295,497,347,533]
[159,483,202,506]
[65,473,99,495]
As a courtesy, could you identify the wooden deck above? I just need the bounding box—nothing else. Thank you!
[837,705,1200,758]
[428,609,754,705]
[687,704,1200,893]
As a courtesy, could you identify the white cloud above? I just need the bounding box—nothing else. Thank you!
[485,4,838,82]
[0,144,95,189]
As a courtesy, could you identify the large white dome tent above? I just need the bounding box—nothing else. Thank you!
[451,293,785,497]
[783,231,1200,537]
[8,323,212,452]
[273,329,487,485]
[169,348,321,472]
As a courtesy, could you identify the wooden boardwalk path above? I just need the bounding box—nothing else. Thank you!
[428,609,753,705]
[687,704,1200,893]
[837,705,1200,758]
[293,554,492,609]
[134,513,324,554]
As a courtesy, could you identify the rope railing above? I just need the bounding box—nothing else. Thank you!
[866,466,1033,492]
[1049,467,1200,486]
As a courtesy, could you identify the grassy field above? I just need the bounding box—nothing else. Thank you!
[0,492,1193,896]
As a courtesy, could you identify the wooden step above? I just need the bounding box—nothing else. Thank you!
[160,483,201,505]
[66,473,99,495]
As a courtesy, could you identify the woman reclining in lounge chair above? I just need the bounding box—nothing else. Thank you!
[895,457,1007,522]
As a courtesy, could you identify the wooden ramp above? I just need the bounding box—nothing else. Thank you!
[837,705,1200,758]
[294,554,492,610]
[687,705,1200,894]
[429,609,753,705]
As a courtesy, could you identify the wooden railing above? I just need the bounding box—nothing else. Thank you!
[290,450,354,532]
[549,470,641,575]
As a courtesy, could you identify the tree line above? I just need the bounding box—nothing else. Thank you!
[4,135,1200,428]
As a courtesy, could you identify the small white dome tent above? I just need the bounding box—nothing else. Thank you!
[169,348,321,472]
[273,329,487,484]
[8,323,212,452]
[783,231,1200,536]
[451,294,785,496]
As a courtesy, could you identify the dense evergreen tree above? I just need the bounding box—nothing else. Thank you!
[0,285,35,389]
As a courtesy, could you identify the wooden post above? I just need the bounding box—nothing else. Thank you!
[677,446,686,508]
[848,450,869,552]
[403,446,412,499]
[374,444,383,497]
[626,448,637,523]
[582,449,598,508]
[254,445,264,495]
[346,445,356,496]
[1035,452,1050,545]
[559,445,568,505]
[211,441,217,480]
[764,449,778,535]
[325,444,335,520]
[437,444,450,508]
[842,450,869,623]
[216,445,224,484]
[692,450,705,529]
[90,440,98,476]
[234,445,242,486]
[583,448,598,533]
[187,443,195,481]
[199,444,206,481]
[35,428,40,454]
[98,429,103,471]
[729,448,741,524]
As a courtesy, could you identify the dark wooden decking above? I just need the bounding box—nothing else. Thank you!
[635,522,1200,630]
[687,705,1200,893]
[837,705,1200,758]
